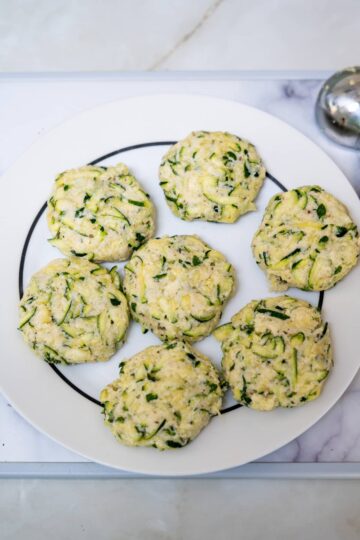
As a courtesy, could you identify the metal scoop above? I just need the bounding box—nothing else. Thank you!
[316,66,360,149]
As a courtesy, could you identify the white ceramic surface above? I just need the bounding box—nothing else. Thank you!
[1,93,360,475]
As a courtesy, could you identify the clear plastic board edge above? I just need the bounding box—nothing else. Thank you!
[0,69,332,81]
[1,462,360,479]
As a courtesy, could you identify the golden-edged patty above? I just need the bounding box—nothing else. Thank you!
[214,296,332,411]
[19,258,129,364]
[100,341,223,449]
[47,163,155,262]
[123,235,234,341]
[252,185,360,291]
[159,131,266,223]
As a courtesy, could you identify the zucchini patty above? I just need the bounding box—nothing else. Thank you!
[214,296,332,411]
[100,341,223,449]
[123,235,234,341]
[47,163,155,262]
[252,185,360,291]
[159,131,266,223]
[19,258,129,364]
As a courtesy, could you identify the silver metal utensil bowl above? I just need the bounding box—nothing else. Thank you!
[316,67,360,149]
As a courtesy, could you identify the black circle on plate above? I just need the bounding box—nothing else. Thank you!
[18,141,324,413]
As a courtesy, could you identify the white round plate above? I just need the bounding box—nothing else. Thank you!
[1,94,360,476]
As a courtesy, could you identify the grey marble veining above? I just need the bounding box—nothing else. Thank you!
[1,74,359,466]
[149,0,224,70]
[1,0,360,72]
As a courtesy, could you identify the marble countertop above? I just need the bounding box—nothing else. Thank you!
[1,72,359,472]
[1,0,360,72]
[3,3,360,536]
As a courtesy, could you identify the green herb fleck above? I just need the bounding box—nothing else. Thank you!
[244,163,251,178]
[335,226,348,237]
[207,382,218,393]
[136,232,146,244]
[316,204,326,219]
[240,376,252,405]
[75,207,85,218]
[119,361,125,373]
[186,352,200,367]
[192,255,202,266]
[153,273,167,281]
[166,440,183,448]
[241,324,254,335]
